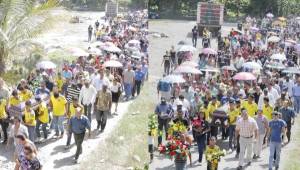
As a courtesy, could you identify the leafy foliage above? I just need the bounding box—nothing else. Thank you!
[0,0,59,74]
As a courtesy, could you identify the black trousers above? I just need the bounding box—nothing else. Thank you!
[158,118,169,145]
[134,80,142,96]
[286,121,292,142]
[0,119,9,141]
[74,133,85,160]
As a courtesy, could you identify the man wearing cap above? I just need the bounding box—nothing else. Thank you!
[95,84,112,132]
[155,97,173,145]
[236,108,258,170]
[253,109,268,159]
[279,100,295,143]
[267,111,286,170]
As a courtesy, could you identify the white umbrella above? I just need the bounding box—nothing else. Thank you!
[221,65,237,71]
[174,66,202,74]
[265,63,286,70]
[36,61,56,69]
[162,75,186,83]
[282,67,300,74]
[128,39,140,45]
[181,61,198,67]
[177,45,197,52]
[69,47,89,56]
[268,36,281,43]
[103,46,122,53]
[199,67,220,73]
[266,13,274,18]
[242,62,262,70]
[103,60,123,68]
[270,53,286,61]
[91,41,105,48]
[88,48,103,55]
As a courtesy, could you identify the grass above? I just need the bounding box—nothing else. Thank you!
[80,81,157,169]
[283,117,300,170]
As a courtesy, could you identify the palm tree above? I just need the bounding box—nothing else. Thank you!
[0,0,59,74]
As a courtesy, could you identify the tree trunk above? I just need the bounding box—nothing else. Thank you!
[0,44,8,75]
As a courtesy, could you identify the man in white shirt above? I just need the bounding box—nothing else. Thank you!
[283,76,294,97]
[79,79,97,122]
[258,89,275,109]
[268,83,280,101]
[91,69,110,92]
[236,108,258,170]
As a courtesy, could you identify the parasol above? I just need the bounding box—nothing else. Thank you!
[174,66,202,74]
[282,67,300,74]
[181,61,198,67]
[270,53,286,61]
[268,36,281,43]
[177,45,197,52]
[233,72,256,81]
[161,75,186,83]
[36,61,56,69]
[221,65,237,71]
[202,48,217,55]
[242,62,262,70]
[103,60,123,68]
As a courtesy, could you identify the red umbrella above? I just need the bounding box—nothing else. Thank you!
[233,72,256,81]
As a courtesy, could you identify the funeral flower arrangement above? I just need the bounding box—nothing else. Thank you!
[158,136,190,160]
[167,121,187,138]
[148,114,159,136]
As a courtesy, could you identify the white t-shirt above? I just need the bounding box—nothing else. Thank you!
[9,124,28,145]
[111,83,121,93]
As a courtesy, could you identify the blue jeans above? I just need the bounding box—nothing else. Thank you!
[52,116,64,135]
[196,134,206,162]
[124,83,132,99]
[294,96,300,113]
[228,125,236,149]
[269,142,281,169]
[26,125,35,142]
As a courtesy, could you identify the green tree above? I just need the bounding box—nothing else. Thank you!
[0,0,58,74]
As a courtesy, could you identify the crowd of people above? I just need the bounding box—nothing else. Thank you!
[154,14,299,170]
[0,10,148,169]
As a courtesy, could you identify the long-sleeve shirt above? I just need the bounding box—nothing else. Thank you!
[69,115,91,134]
[292,84,300,97]
[258,93,275,109]
[79,86,97,105]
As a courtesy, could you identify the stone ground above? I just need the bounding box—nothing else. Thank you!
[148,19,300,170]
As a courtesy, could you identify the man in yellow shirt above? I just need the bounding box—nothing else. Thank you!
[262,97,273,120]
[9,90,23,107]
[242,94,258,117]
[23,101,36,142]
[207,96,220,122]
[55,72,64,93]
[0,99,9,143]
[50,92,67,138]
[228,99,239,150]
[19,87,33,101]
[35,96,49,140]
[66,97,83,148]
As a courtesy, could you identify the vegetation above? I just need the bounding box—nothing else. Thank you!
[148,0,300,19]
[80,82,157,169]
[0,0,59,74]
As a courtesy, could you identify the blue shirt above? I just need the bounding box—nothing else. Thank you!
[35,88,50,96]
[62,70,72,79]
[155,103,173,119]
[135,71,144,81]
[69,115,91,134]
[157,80,171,92]
[292,85,300,97]
[269,119,286,142]
[279,107,295,123]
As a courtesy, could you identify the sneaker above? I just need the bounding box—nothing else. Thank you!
[65,145,71,150]
[74,159,78,164]
[237,166,243,170]
[275,166,279,170]
[228,149,232,153]
[253,154,258,159]
[246,162,251,166]
[235,153,239,158]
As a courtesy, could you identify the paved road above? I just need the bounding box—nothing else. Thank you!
[148,19,298,170]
